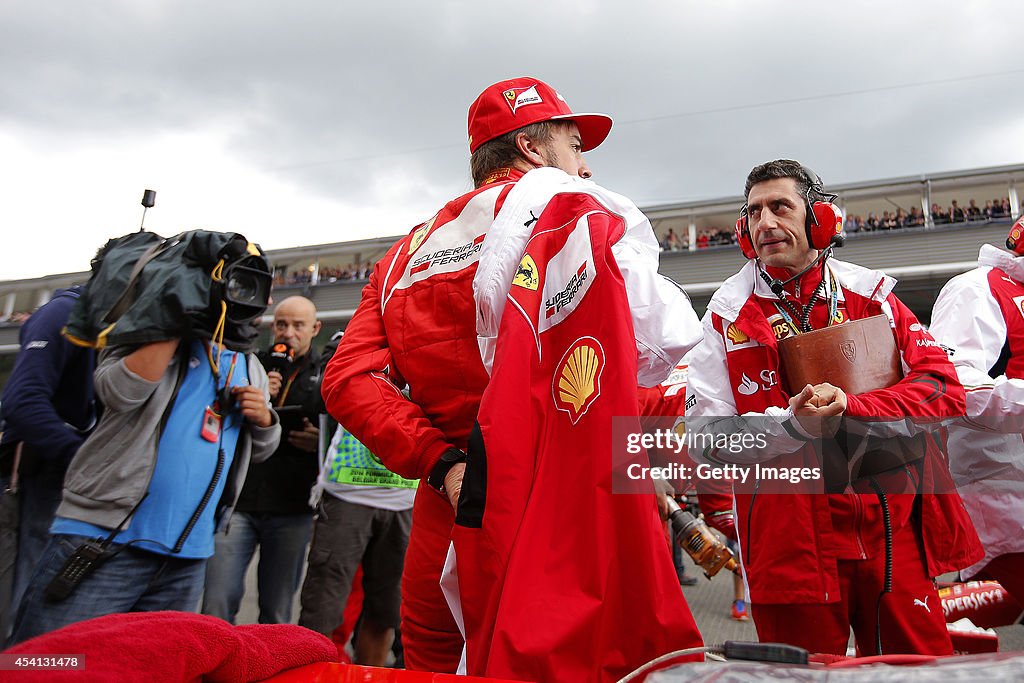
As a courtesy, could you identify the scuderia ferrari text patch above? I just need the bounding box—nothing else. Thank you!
[538,216,597,333]
[392,187,502,292]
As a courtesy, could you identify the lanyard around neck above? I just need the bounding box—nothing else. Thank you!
[771,266,839,336]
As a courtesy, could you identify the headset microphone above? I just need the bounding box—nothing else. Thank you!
[758,245,835,299]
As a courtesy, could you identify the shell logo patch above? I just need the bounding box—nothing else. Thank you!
[723,320,760,351]
[503,85,543,114]
[553,336,605,425]
[408,215,435,255]
[726,324,749,345]
[513,254,539,291]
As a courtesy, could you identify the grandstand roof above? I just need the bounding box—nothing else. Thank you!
[1,163,1021,353]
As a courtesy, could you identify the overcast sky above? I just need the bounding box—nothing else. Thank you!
[2,0,1023,280]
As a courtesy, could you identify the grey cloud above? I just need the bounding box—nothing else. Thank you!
[1,0,1022,247]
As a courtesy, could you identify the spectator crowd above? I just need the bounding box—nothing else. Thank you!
[272,262,374,288]
[661,196,1021,251]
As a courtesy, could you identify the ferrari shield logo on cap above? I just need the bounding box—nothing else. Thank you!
[503,85,543,115]
[513,254,540,291]
[552,336,605,425]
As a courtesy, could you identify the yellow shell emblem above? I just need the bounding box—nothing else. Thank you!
[726,323,749,345]
[512,254,539,291]
[553,337,605,424]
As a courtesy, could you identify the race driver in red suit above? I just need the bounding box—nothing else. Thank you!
[320,77,621,673]
[685,159,982,656]
[455,164,703,682]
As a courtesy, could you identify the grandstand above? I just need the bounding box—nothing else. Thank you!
[1,163,1021,360]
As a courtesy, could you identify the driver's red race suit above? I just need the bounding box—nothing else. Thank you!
[321,167,524,672]
[451,167,703,683]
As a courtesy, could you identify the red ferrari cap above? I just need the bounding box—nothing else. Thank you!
[1008,216,1024,255]
[467,76,613,154]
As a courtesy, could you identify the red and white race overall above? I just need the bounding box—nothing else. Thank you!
[931,243,1024,606]
[321,167,523,672]
[450,167,704,683]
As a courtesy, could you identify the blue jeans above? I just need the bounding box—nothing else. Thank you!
[201,512,313,624]
[8,533,206,646]
[0,480,17,641]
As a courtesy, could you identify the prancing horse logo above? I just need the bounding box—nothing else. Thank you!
[512,254,539,291]
[840,340,856,363]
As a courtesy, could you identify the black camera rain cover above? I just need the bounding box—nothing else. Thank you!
[64,229,271,352]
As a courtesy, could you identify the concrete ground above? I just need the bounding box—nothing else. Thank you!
[678,566,1024,654]
[235,551,1024,655]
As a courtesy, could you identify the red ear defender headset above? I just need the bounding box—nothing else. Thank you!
[1007,216,1024,256]
[734,165,844,260]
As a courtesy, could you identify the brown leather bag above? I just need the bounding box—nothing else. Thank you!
[777,314,903,395]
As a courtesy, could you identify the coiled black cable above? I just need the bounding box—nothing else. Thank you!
[868,476,893,656]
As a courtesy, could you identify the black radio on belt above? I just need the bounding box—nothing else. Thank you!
[44,540,110,602]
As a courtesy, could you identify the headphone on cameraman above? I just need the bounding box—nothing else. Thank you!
[734,165,844,260]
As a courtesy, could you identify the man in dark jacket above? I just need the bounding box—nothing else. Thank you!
[202,296,322,624]
[0,286,97,640]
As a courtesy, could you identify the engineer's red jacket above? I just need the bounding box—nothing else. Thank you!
[685,258,982,604]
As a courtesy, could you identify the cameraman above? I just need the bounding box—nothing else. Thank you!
[202,296,322,624]
[10,330,279,644]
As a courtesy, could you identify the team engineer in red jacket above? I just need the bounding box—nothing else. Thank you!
[320,77,621,672]
[685,159,981,656]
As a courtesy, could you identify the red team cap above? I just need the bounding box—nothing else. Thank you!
[1008,216,1024,256]
[467,77,613,154]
